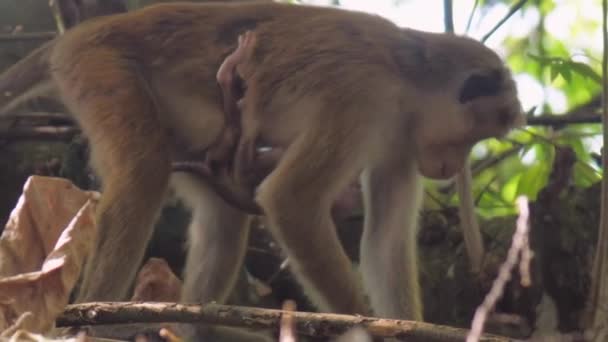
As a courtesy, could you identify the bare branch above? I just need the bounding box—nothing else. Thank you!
[443,0,454,33]
[279,300,297,342]
[0,125,78,141]
[467,196,531,342]
[57,302,511,342]
[465,0,480,34]
[49,0,67,34]
[481,0,528,43]
[526,114,600,126]
[585,0,608,331]
[0,32,57,42]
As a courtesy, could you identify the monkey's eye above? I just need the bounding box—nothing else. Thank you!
[459,69,502,103]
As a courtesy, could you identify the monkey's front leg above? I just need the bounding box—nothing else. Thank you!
[255,124,371,315]
[359,156,423,321]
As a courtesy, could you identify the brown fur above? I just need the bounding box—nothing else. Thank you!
[0,2,523,340]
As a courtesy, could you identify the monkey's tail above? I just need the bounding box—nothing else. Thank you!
[0,39,65,117]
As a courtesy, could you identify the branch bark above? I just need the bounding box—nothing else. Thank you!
[0,125,79,141]
[0,32,57,42]
[57,302,512,342]
[585,0,608,337]
[526,114,600,126]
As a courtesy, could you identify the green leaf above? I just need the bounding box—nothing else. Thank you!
[573,161,602,188]
[517,162,551,200]
[560,66,573,83]
[550,65,560,82]
[568,61,602,84]
[502,173,522,203]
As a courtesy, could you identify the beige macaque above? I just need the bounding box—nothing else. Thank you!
[0,2,524,340]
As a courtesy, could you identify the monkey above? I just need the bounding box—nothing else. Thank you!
[187,29,263,212]
[0,2,525,340]
[177,28,362,226]
[209,29,279,194]
[205,30,256,175]
[202,29,361,221]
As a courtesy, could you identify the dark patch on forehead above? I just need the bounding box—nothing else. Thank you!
[215,18,266,45]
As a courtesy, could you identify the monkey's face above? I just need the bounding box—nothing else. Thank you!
[414,68,524,180]
[417,142,473,179]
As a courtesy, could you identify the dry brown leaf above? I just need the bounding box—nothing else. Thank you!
[131,258,182,302]
[0,176,99,336]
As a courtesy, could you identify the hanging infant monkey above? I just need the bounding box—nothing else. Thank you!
[204,30,362,220]
[204,31,265,200]
[179,31,273,215]
[200,31,361,219]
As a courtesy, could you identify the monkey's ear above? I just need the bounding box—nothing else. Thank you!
[458,69,503,103]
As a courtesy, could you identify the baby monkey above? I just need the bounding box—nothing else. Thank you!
[204,31,360,218]
[172,31,262,214]
[200,31,268,213]
[206,31,256,176]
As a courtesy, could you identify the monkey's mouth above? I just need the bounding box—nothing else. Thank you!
[420,162,459,180]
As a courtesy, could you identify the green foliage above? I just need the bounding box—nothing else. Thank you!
[463,0,602,217]
[529,54,601,85]
[300,0,603,218]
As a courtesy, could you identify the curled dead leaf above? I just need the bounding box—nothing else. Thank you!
[0,176,99,336]
[131,258,182,302]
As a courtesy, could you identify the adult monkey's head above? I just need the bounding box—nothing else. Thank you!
[400,31,525,179]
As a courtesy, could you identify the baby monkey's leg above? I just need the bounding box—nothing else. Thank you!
[175,31,262,214]
[205,31,257,175]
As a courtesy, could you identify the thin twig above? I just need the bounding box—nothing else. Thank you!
[7,112,74,125]
[279,300,297,342]
[465,0,480,34]
[526,114,601,126]
[474,174,499,206]
[586,0,608,331]
[481,0,528,43]
[57,302,511,341]
[48,0,67,34]
[0,32,57,42]
[0,125,79,141]
[466,196,531,342]
[443,0,454,33]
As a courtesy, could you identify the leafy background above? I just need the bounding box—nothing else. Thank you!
[294,0,605,218]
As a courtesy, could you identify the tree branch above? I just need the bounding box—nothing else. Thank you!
[481,0,528,43]
[526,114,600,126]
[57,302,511,342]
[0,32,57,42]
[0,125,78,141]
[585,0,608,332]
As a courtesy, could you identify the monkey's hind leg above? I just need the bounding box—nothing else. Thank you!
[172,174,270,341]
[52,49,172,302]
